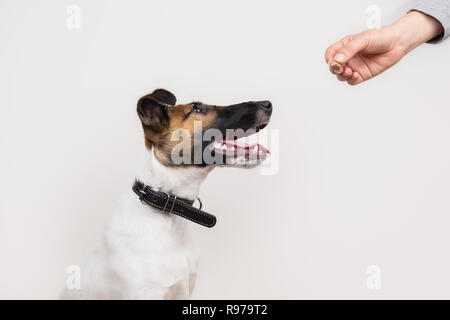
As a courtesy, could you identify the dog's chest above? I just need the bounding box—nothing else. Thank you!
[107,192,198,280]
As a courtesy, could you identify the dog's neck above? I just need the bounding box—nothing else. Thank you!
[135,148,212,201]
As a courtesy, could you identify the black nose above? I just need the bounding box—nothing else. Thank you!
[258,100,272,110]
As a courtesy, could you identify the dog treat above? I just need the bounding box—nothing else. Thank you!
[329,59,342,73]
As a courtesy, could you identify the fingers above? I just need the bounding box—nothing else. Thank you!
[332,35,369,65]
[325,33,369,69]
[334,67,363,85]
[337,67,353,81]
[325,34,366,77]
[325,33,370,86]
[324,35,351,64]
[347,72,363,86]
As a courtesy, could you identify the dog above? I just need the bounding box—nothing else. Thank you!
[62,89,272,299]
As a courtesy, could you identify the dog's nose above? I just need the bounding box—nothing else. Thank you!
[258,101,272,110]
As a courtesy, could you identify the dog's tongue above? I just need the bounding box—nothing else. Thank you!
[222,140,270,154]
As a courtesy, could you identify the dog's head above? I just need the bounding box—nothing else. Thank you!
[137,89,272,169]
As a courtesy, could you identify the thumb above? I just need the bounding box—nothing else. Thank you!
[333,35,369,64]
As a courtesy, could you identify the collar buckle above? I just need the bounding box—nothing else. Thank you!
[193,197,203,210]
[162,193,177,214]
[137,185,147,202]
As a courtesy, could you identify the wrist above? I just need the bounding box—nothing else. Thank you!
[390,11,444,54]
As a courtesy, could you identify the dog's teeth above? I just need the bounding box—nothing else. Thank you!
[231,146,235,151]
[253,145,258,152]
[221,145,227,150]
[213,142,221,149]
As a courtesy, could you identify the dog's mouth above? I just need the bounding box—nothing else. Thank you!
[209,123,270,168]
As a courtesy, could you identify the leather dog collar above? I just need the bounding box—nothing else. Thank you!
[132,180,216,228]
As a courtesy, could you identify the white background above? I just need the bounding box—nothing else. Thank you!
[1,0,450,299]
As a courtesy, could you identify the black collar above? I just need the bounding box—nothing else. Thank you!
[132,180,216,228]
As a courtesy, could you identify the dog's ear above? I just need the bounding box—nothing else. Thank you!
[137,89,175,128]
[148,89,176,106]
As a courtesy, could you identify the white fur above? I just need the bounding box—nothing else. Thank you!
[62,149,212,299]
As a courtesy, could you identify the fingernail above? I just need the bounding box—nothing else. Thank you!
[334,53,346,62]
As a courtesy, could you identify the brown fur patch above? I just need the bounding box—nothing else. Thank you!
[142,103,219,166]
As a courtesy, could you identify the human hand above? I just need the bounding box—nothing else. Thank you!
[325,11,444,85]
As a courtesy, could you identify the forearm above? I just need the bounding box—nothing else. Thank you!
[389,11,444,54]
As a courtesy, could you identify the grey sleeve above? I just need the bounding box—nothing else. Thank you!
[412,0,450,43]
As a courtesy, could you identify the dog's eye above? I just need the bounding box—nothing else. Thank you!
[192,105,202,113]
